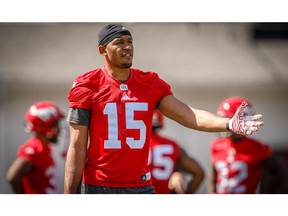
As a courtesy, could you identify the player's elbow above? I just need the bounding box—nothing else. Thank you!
[6,170,20,186]
[196,168,205,182]
[6,169,15,184]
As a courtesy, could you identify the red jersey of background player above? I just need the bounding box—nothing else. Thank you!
[148,131,180,193]
[210,136,271,193]
[17,137,57,194]
[68,67,172,187]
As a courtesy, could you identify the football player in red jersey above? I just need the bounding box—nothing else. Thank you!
[208,96,283,194]
[6,101,64,194]
[64,24,264,194]
[149,110,205,194]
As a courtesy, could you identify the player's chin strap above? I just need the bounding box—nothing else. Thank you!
[227,102,264,136]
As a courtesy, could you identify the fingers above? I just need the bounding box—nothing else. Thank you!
[244,114,262,121]
[245,121,264,135]
[230,102,264,136]
[253,114,263,121]
[248,119,264,127]
[245,126,257,135]
[253,121,264,126]
[236,102,248,115]
[246,127,258,135]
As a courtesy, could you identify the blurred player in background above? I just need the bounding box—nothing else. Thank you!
[6,101,64,194]
[207,96,285,194]
[149,110,205,194]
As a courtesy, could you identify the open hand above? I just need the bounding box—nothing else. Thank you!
[229,102,264,135]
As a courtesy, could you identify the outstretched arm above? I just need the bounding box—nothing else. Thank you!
[158,95,263,135]
[64,123,88,194]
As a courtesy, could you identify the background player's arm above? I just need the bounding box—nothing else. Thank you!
[6,157,33,194]
[64,123,88,194]
[207,163,217,194]
[159,95,229,133]
[176,148,205,193]
[168,171,186,194]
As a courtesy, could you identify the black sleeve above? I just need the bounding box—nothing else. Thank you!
[66,107,91,126]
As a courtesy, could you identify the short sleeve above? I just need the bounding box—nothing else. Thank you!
[151,73,173,104]
[17,145,37,163]
[68,74,95,110]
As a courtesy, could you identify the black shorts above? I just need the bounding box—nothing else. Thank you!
[81,184,156,194]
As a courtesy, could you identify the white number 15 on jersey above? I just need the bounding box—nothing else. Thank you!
[104,102,148,149]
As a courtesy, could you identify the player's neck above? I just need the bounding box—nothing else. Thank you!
[231,136,245,142]
[35,134,50,146]
[104,65,130,82]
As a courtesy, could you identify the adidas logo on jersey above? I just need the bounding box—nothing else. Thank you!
[140,172,151,181]
[121,93,130,101]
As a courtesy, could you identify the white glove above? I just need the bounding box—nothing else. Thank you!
[228,102,264,135]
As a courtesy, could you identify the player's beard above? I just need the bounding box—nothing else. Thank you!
[49,136,58,143]
[120,63,132,68]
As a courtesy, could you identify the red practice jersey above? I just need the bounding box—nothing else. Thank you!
[17,137,57,194]
[68,68,172,187]
[148,131,180,194]
[210,137,271,194]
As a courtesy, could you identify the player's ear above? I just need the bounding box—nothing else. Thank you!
[98,45,106,55]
